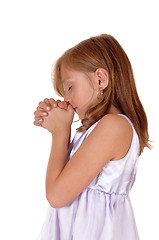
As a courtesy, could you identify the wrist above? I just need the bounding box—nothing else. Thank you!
[52,128,71,137]
[51,129,71,146]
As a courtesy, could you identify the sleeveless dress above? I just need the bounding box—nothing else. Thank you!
[38,114,140,240]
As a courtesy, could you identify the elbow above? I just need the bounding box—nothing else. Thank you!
[46,192,58,208]
[46,193,68,208]
[46,186,59,208]
[46,184,73,208]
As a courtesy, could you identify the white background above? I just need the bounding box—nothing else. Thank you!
[0,0,159,239]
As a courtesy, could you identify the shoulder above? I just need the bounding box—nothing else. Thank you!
[96,114,132,133]
[95,114,133,160]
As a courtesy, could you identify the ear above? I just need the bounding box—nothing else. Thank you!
[95,68,109,90]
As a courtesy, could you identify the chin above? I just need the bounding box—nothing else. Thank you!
[79,114,85,121]
[76,109,86,121]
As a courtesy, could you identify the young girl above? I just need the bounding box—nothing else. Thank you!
[34,34,151,240]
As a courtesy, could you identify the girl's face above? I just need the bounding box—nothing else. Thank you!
[61,65,98,120]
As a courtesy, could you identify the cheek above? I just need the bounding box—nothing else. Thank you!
[83,86,95,103]
[72,84,95,108]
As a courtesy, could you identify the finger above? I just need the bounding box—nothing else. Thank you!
[67,103,74,111]
[36,105,46,111]
[34,110,48,118]
[38,101,51,111]
[34,115,47,121]
[57,101,68,110]
[33,118,44,126]
[34,116,44,121]
[49,98,59,108]
[44,98,52,107]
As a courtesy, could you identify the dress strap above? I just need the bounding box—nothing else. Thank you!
[117,114,140,155]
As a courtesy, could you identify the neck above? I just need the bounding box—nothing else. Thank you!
[108,105,122,115]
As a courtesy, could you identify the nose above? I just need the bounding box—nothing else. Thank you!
[64,93,70,103]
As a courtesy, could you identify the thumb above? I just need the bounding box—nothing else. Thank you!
[67,104,74,111]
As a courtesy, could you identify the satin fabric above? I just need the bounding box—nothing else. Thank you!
[38,114,140,240]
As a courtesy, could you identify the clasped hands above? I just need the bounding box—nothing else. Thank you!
[34,98,75,134]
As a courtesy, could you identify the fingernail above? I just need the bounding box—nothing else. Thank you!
[53,103,57,107]
[46,107,50,110]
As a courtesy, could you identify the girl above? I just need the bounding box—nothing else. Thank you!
[34,34,151,240]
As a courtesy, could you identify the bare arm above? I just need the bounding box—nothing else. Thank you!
[45,130,71,206]
[45,114,133,208]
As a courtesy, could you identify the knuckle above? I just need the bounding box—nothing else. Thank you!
[49,98,56,103]
[34,120,38,125]
[49,98,54,103]
[44,98,49,103]
[34,116,39,120]
[59,102,64,107]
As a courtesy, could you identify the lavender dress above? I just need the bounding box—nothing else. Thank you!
[38,114,140,240]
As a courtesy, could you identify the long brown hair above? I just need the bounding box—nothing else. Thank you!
[52,33,151,155]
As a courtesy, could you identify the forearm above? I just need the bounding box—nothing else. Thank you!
[45,130,71,202]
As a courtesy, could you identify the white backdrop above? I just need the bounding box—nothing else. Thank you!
[0,0,159,239]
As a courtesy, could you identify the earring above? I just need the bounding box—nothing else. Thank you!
[97,87,103,99]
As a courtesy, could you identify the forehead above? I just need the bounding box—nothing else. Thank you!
[61,65,76,81]
[61,70,76,87]
[61,64,93,83]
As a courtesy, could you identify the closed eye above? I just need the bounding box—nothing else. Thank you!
[68,86,72,91]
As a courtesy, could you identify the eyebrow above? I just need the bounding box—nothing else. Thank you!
[62,78,71,83]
